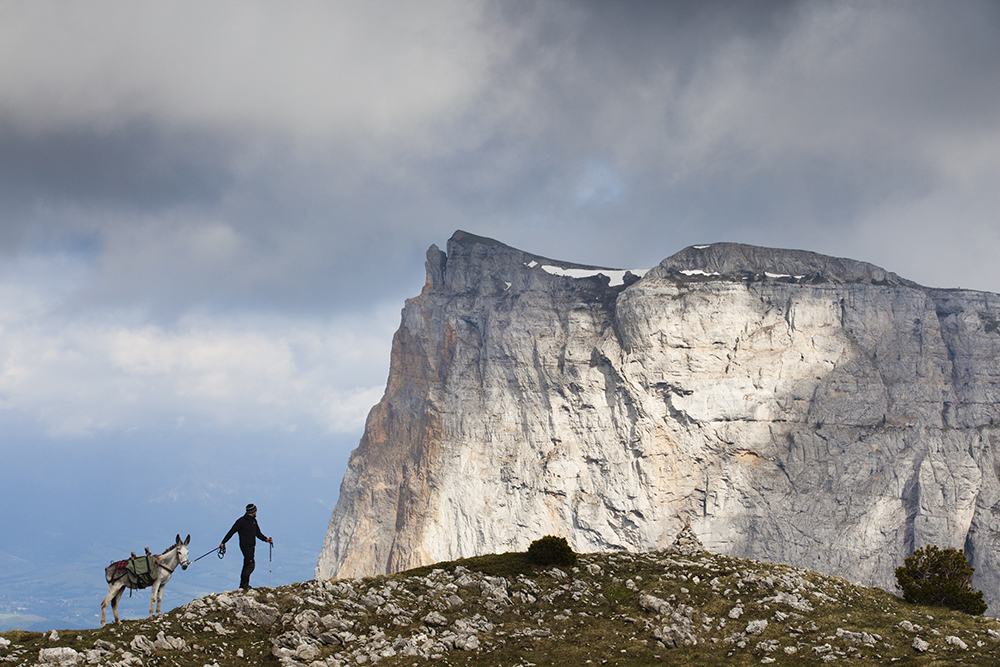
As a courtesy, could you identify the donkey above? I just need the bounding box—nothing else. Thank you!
[101,534,191,625]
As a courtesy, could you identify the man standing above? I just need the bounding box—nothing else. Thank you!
[221,503,273,590]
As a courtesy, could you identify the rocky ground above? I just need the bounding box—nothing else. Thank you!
[4,531,1000,666]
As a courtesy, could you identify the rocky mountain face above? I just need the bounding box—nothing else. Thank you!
[316,231,1000,614]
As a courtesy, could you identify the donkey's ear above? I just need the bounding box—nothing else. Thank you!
[184,534,191,545]
[176,534,182,544]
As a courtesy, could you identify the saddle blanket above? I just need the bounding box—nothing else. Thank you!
[108,554,158,589]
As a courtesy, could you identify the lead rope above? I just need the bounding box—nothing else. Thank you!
[190,545,225,565]
[269,542,273,588]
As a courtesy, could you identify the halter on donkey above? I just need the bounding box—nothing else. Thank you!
[101,534,190,625]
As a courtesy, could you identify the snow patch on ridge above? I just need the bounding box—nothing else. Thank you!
[540,265,648,287]
[765,272,805,279]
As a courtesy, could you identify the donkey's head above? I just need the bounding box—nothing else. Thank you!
[175,534,191,570]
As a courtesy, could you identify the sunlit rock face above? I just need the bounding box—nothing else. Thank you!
[317,231,1000,614]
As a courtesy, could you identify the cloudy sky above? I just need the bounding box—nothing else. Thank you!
[0,0,998,627]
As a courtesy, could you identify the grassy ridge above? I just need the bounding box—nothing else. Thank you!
[3,547,1000,666]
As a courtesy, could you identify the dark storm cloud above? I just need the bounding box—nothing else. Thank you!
[1,0,997,313]
[0,0,995,437]
[0,120,234,212]
[0,0,497,314]
[427,0,1000,280]
[57,148,456,318]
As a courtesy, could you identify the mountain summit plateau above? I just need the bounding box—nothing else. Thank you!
[317,231,1000,614]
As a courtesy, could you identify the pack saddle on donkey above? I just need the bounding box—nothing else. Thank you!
[101,534,190,625]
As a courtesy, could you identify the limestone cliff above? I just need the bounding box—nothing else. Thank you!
[317,231,1000,614]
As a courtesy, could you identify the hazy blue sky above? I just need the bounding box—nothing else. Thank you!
[0,0,998,628]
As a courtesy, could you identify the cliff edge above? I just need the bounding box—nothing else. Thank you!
[317,231,1000,614]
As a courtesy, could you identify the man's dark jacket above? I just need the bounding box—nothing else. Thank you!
[223,514,269,555]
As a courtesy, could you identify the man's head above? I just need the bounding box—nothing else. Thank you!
[246,503,257,516]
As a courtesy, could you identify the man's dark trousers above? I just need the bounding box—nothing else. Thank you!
[240,549,255,589]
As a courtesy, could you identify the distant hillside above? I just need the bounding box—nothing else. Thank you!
[5,541,1000,666]
[0,614,54,634]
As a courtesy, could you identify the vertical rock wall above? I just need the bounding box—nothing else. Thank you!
[317,231,1000,614]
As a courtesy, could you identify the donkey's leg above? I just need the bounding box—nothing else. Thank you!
[149,580,160,617]
[100,585,113,625]
[111,586,125,624]
[155,572,173,616]
[101,581,123,625]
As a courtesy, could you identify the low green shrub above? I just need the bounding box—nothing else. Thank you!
[895,545,987,615]
[527,535,577,567]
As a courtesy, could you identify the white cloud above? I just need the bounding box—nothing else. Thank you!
[0,257,397,436]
